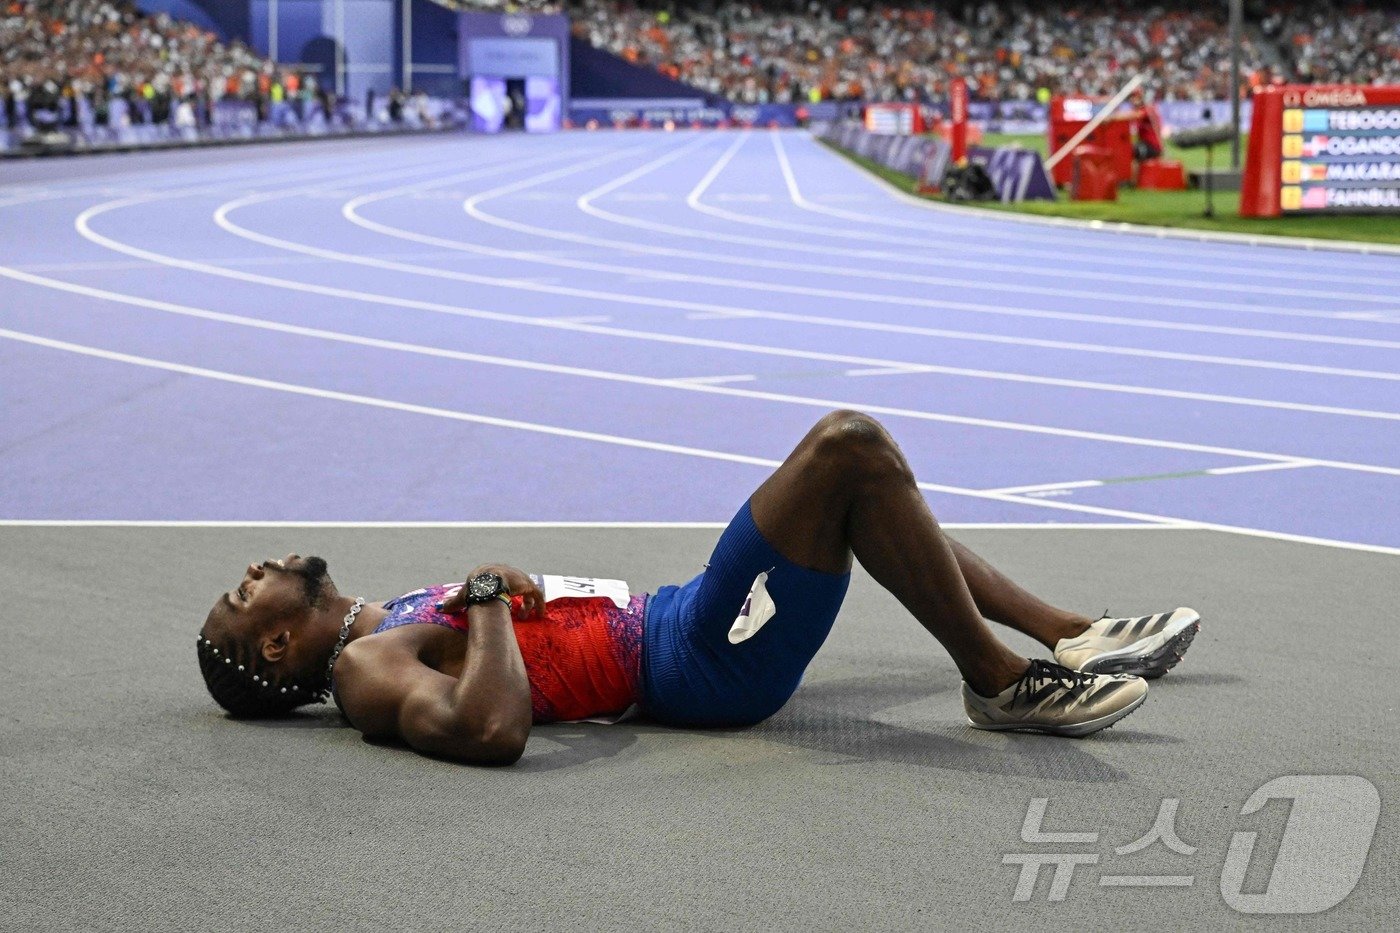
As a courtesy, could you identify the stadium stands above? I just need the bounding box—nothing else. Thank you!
[3,0,1396,152]
[569,1,1400,103]
[1,0,457,151]
[3,1,281,127]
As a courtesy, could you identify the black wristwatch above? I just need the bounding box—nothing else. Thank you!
[465,571,512,607]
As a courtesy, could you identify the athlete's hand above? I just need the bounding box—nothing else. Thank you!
[437,564,545,618]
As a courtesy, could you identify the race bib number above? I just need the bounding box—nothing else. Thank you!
[529,574,631,608]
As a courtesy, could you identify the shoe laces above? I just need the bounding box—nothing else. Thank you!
[1012,658,1099,705]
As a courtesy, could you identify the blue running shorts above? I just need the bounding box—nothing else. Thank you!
[640,501,851,727]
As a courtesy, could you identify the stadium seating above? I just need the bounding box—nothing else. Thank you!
[570,1,1400,104]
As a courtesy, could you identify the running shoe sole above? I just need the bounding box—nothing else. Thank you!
[966,690,1147,738]
[1081,615,1200,679]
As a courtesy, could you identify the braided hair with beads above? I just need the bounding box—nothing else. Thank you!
[195,633,326,718]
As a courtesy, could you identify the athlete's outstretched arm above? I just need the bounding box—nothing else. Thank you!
[747,411,1086,696]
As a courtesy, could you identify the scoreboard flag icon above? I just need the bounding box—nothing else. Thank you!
[1283,109,1304,133]
[1302,109,1330,132]
[1302,187,1328,209]
[1300,135,1327,157]
[1281,186,1302,210]
[1304,163,1329,182]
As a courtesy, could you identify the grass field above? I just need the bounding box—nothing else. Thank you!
[827,132,1400,246]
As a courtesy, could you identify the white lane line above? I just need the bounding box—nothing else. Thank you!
[802,132,1400,261]
[0,326,784,468]
[0,186,146,208]
[13,250,483,274]
[985,459,1323,495]
[312,152,1400,386]
[0,324,1188,525]
[60,192,1400,467]
[564,138,1400,332]
[1334,311,1400,322]
[665,374,758,385]
[546,314,612,324]
[616,130,1400,308]
[78,185,1400,443]
[238,197,1400,400]
[450,140,1400,342]
[845,366,934,377]
[10,256,1399,490]
[775,132,1400,283]
[10,325,1400,558]
[984,480,1109,495]
[1205,460,1324,476]
[114,150,1316,370]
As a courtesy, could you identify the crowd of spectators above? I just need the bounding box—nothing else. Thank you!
[568,0,1400,103]
[5,0,1398,136]
[2,0,326,133]
[1263,2,1400,88]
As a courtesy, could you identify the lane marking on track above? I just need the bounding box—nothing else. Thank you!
[845,366,936,377]
[771,132,1400,286]
[0,324,1189,525]
[664,374,758,385]
[455,138,1400,341]
[172,155,1376,389]
[12,141,1396,478]
[1205,460,1324,476]
[356,138,1400,341]
[49,170,1400,468]
[9,253,1400,490]
[987,460,1322,496]
[540,137,1400,331]
[314,151,1400,390]
[6,324,1400,557]
[802,131,1400,260]
[617,130,1400,307]
[11,254,1352,476]
[76,189,1400,439]
[21,150,1393,488]
[223,197,1400,407]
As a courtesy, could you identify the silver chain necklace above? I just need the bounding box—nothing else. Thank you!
[324,596,365,689]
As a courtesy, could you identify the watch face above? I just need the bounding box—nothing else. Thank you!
[469,573,501,599]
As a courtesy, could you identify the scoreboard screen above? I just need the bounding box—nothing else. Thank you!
[1241,85,1400,217]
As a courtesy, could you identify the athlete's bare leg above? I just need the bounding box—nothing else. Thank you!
[748,411,1088,696]
[946,539,1093,649]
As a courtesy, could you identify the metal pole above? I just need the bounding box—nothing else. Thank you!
[269,0,278,62]
[335,0,345,97]
[1229,0,1242,169]
[403,0,412,92]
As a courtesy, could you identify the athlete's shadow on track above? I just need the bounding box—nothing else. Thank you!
[518,671,1180,782]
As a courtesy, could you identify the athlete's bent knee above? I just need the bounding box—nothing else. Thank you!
[811,410,910,484]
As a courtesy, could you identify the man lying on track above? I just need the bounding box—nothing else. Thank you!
[197,410,1200,765]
